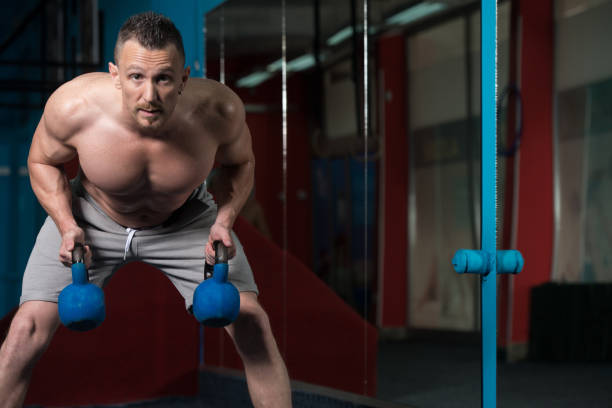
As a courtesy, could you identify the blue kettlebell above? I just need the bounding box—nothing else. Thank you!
[193,242,240,327]
[58,243,106,331]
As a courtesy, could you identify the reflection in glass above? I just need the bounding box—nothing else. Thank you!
[203,1,497,404]
[407,16,478,331]
[553,0,612,283]
[407,3,511,332]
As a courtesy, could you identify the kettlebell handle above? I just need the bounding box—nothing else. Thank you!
[72,243,85,264]
[214,241,228,264]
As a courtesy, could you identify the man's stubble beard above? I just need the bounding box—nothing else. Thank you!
[132,107,167,131]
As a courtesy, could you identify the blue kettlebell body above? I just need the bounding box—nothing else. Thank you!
[193,263,240,327]
[58,262,106,331]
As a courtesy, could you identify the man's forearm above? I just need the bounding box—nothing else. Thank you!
[28,161,77,235]
[212,160,254,229]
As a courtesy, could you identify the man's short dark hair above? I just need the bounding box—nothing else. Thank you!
[114,12,185,64]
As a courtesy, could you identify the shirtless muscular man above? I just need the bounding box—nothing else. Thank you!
[0,12,291,408]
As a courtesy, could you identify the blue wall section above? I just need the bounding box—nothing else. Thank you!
[0,141,13,317]
[0,0,50,317]
[0,122,44,318]
[99,0,225,77]
[311,158,377,316]
[0,0,44,126]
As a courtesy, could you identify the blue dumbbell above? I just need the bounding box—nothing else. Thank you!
[58,243,106,331]
[193,242,240,327]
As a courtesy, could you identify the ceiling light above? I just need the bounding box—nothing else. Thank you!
[236,71,273,88]
[327,26,353,46]
[386,1,446,26]
[267,59,283,72]
[287,54,315,72]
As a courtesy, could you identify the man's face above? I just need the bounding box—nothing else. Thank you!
[110,39,189,132]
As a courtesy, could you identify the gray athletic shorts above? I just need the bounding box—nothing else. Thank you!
[20,179,258,311]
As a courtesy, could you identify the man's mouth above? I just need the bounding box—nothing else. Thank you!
[139,109,161,117]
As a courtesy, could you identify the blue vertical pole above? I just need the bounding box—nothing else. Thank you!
[481,1,497,407]
[453,3,523,408]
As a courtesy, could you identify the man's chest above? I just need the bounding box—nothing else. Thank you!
[75,125,216,196]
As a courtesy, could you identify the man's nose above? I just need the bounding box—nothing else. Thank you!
[143,80,158,102]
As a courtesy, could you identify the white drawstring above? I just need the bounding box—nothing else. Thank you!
[124,228,137,260]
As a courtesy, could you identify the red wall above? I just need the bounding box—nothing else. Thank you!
[498,0,520,349]
[240,76,313,269]
[377,34,409,328]
[511,0,555,345]
[209,54,313,270]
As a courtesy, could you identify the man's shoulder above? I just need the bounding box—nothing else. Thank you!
[44,73,112,139]
[50,72,111,103]
[46,73,110,114]
[187,78,245,122]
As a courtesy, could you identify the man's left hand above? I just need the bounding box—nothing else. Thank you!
[206,222,236,264]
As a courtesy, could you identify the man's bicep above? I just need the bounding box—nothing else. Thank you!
[28,114,77,166]
[216,121,254,166]
[29,82,84,166]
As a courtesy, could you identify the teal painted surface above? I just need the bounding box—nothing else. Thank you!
[0,141,13,318]
[0,0,45,127]
[99,0,226,77]
[0,0,54,319]
[99,0,158,67]
[0,122,44,319]
[480,1,497,406]
[452,1,501,407]
[452,2,523,406]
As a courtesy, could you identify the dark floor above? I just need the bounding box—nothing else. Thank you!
[376,339,612,408]
[27,340,612,407]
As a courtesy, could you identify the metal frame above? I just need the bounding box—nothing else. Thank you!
[451,2,524,407]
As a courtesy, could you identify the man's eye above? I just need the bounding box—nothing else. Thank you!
[130,74,142,80]
[158,75,171,83]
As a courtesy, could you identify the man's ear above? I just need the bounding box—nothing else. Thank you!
[108,62,121,89]
[179,66,190,94]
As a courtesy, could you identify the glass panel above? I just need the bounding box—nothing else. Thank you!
[406,2,511,332]
[555,87,587,281]
[204,1,510,406]
[584,78,612,282]
[407,16,478,331]
[553,0,612,282]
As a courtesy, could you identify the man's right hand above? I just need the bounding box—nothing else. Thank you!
[60,227,92,267]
